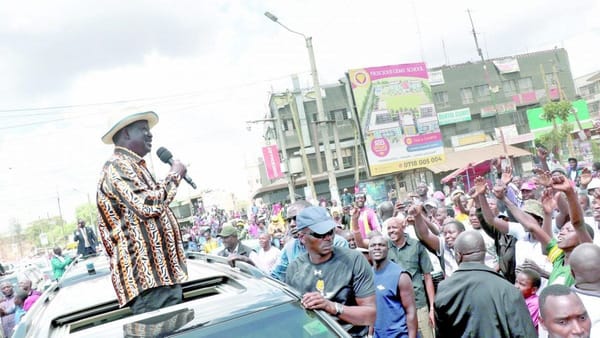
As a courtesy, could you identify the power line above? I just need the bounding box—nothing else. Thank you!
[0,71,309,116]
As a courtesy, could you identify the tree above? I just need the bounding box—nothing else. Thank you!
[537,100,575,162]
[75,202,97,227]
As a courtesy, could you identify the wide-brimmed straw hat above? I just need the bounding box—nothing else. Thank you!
[101,108,159,144]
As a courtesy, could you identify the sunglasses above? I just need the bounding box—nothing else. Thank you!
[286,216,296,223]
[307,229,334,239]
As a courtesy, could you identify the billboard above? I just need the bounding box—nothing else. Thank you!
[526,99,593,137]
[348,62,445,176]
[262,144,283,180]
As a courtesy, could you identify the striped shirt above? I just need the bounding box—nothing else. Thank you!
[97,147,188,307]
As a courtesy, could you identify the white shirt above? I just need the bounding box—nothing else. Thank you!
[249,246,281,274]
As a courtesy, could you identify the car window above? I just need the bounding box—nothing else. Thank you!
[170,302,340,338]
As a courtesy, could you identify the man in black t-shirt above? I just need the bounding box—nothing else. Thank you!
[285,206,376,337]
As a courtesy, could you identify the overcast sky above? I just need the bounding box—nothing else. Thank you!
[0,0,598,229]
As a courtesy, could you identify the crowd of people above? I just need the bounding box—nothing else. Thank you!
[181,159,599,337]
[0,278,41,337]
[91,108,598,337]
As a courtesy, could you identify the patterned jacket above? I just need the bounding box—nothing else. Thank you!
[97,147,188,307]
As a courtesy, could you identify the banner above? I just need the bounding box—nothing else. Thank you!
[262,145,283,180]
[348,62,445,176]
[492,57,520,74]
[526,99,592,137]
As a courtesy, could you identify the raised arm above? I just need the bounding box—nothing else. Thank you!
[552,174,592,244]
[410,205,440,253]
[536,146,551,172]
[503,188,552,247]
[473,177,510,233]
[350,207,367,249]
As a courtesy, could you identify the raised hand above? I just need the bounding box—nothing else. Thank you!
[501,166,513,186]
[551,174,572,192]
[579,167,592,187]
[536,170,553,188]
[536,147,548,161]
[541,188,556,214]
[471,176,488,198]
[407,204,423,216]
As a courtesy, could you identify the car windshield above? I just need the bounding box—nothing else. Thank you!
[170,302,339,338]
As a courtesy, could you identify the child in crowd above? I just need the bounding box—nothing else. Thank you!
[515,268,541,331]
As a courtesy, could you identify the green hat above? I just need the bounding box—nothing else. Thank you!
[523,199,544,219]
[218,225,238,238]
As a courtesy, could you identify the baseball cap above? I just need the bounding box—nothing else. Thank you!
[218,225,238,237]
[296,206,336,234]
[424,199,440,209]
[433,191,445,201]
[450,189,464,199]
[520,181,536,191]
[522,199,544,219]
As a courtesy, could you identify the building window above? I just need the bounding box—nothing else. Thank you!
[502,80,517,96]
[341,148,354,168]
[433,91,449,106]
[329,109,348,121]
[518,77,533,92]
[475,85,490,102]
[590,100,600,114]
[282,118,293,132]
[460,87,474,104]
[545,73,557,88]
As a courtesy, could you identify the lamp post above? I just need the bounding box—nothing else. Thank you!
[265,11,340,203]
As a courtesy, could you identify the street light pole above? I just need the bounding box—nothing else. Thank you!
[265,11,340,203]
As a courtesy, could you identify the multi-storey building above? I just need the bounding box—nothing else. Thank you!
[252,48,578,204]
[575,71,600,118]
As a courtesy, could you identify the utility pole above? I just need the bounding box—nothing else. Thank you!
[288,91,317,201]
[56,191,65,241]
[265,11,340,203]
[467,9,509,159]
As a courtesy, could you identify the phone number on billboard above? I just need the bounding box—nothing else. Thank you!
[400,155,443,169]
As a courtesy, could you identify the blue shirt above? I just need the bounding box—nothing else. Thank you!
[374,261,408,338]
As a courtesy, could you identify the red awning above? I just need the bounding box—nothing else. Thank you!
[441,160,492,185]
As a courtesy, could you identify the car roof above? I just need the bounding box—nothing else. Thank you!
[16,253,341,338]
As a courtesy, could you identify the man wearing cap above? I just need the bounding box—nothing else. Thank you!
[473,177,551,283]
[286,206,376,337]
[270,200,348,281]
[97,109,188,315]
[215,225,255,265]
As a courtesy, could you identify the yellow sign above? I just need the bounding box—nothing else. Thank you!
[370,154,446,175]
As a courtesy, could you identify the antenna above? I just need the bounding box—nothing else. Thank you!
[467,9,485,63]
[411,1,425,62]
[442,39,449,65]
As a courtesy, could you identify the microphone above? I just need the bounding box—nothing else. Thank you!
[156,147,197,189]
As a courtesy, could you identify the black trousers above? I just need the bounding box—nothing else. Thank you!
[130,284,183,315]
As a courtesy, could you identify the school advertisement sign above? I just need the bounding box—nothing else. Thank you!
[347,62,445,176]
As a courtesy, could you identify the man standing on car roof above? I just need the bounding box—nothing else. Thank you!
[97,108,188,315]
